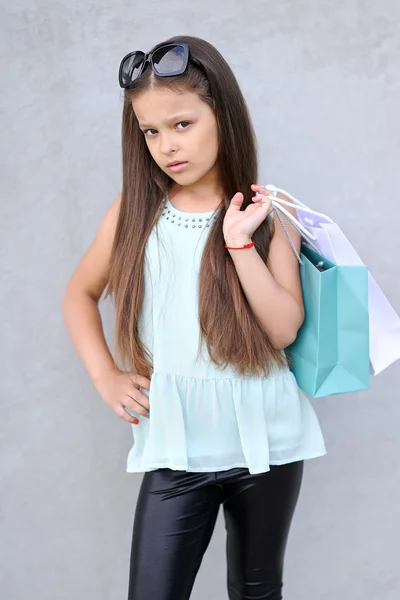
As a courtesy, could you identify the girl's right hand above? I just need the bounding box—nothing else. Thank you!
[94,369,151,424]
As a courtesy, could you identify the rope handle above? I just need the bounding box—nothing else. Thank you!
[264,186,321,265]
[263,184,334,224]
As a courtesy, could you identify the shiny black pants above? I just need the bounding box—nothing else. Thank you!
[127,461,304,600]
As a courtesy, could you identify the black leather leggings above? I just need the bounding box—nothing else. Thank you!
[127,461,304,600]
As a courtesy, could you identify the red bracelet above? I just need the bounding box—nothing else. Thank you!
[224,241,255,250]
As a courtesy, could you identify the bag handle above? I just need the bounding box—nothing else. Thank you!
[270,201,318,242]
[263,184,334,224]
[263,186,320,265]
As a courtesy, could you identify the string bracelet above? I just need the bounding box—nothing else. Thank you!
[224,241,255,250]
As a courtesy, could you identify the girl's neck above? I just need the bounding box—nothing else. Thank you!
[168,185,224,214]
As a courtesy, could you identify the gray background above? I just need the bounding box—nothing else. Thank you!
[1,1,400,598]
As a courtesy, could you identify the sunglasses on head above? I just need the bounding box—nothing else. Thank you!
[118,41,203,88]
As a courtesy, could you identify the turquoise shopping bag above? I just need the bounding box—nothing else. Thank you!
[287,244,370,398]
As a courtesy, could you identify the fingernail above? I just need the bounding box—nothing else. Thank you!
[133,418,139,425]
[147,412,150,418]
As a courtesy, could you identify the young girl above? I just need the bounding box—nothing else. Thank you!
[62,35,326,600]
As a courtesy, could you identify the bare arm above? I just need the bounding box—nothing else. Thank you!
[226,193,304,350]
[61,194,122,390]
[62,193,152,424]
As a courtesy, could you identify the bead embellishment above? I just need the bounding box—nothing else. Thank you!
[160,202,220,229]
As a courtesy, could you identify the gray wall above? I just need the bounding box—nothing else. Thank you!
[2,1,400,598]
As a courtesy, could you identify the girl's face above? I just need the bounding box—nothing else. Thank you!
[132,88,220,188]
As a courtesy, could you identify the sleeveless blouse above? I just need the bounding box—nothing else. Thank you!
[126,195,326,474]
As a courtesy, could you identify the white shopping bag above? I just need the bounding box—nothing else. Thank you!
[264,184,400,376]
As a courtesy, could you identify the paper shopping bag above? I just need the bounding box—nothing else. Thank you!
[296,212,400,376]
[287,244,370,398]
[265,184,400,376]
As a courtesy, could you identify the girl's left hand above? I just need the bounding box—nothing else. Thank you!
[222,184,275,245]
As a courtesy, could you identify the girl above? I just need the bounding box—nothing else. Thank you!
[62,35,326,600]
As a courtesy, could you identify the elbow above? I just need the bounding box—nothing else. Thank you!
[270,330,298,351]
[61,286,74,323]
[269,309,304,350]
[61,283,75,313]
[61,284,96,322]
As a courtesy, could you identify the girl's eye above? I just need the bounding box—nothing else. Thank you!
[143,122,191,137]
[176,121,190,130]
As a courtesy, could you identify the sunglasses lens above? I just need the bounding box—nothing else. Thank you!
[152,44,186,75]
[120,51,145,86]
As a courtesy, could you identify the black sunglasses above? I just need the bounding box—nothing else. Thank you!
[118,41,203,88]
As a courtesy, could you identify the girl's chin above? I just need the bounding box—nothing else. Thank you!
[168,171,198,183]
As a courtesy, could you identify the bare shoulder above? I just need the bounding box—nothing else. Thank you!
[94,191,122,246]
[64,192,122,301]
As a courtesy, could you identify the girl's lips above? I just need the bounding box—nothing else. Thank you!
[167,162,188,172]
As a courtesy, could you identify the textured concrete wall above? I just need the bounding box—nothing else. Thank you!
[2,1,400,598]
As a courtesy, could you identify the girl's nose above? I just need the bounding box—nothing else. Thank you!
[159,134,178,155]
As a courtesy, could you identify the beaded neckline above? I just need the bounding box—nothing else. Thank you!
[160,194,221,229]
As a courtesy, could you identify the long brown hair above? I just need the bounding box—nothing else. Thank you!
[105,35,287,378]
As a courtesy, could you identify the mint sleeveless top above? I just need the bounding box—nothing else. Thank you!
[126,194,326,474]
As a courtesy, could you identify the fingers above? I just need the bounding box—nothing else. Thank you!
[250,186,275,215]
[250,184,273,195]
[127,374,150,412]
[250,184,275,203]
[229,187,273,209]
[251,183,270,191]
[116,404,139,425]
[129,373,151,390]
[119,372,151,421]
[229,192,244,210]
[98,370,151,425]
[124,390,149,415]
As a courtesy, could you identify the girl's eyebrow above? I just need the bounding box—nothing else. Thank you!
[138,113,196,128]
